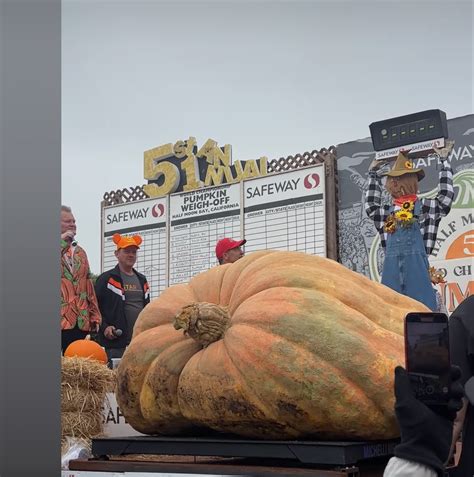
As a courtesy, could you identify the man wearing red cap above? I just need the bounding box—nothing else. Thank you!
[216,237,247,264]
[94,233,150,363]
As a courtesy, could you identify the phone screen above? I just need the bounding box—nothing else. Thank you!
[405,313,450,405]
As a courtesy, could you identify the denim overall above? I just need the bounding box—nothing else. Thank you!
[381,200,437,311]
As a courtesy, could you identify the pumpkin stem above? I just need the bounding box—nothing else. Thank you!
[173,302,230,347]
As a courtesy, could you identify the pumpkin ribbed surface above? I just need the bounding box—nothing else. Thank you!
[116,250,429,440]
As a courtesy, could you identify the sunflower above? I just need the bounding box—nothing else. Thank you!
[384,215,396,233]
[395,209,413,222]
[404,160,413,169]
[429,266,447,284]
[402,201,414,211]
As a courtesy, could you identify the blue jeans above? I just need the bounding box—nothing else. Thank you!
[381,204,436,311]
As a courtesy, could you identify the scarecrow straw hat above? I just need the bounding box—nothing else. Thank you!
[382,150,425,181]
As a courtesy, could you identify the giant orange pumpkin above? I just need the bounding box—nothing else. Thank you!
[116,250,429,440]
[64,339,108,364]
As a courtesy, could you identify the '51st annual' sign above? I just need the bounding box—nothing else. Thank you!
[143,137,268,197]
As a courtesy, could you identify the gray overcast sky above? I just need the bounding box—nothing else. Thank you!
[62,0,473,272]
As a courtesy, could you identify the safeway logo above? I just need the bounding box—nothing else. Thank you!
[151,203,165,217]
[303,173,320,189]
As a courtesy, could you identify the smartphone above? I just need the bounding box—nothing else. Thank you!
[404,312,451,406]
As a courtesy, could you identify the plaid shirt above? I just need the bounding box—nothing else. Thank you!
[365,161,454,256]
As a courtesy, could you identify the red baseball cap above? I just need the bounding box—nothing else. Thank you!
[215,238,246,260]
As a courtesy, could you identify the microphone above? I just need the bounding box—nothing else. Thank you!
[113,328,123,337]
[65,231,77,246]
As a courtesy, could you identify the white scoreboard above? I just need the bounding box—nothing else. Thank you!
[243,167,326,255]
[169,183,241,285]
[101,164,326,300]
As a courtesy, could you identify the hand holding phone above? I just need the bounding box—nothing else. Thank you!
[393,365,464,477]
[404,312,451,407]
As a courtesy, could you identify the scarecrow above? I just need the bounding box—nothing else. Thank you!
[365,142,454,310]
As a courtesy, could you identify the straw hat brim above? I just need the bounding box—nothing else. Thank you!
[383,168,425,181]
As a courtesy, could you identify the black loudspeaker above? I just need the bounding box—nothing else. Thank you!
[370,110,448,151]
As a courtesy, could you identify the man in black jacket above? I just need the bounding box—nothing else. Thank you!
[95,233,150,363]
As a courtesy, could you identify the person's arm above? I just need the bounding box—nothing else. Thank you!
[82,252,101,332]
[144,279,150,306]
[448,304,473,460]
[94,273,118,340]
[60,239,69,255]
[383,457,436,477]
[61,231,75,255]
[448,397,468,462]
[422,144,454,220]
[60,236,72,257]
[431,142,455,217]
[384,366,463,477]
[449,300,473,388]
[432,160,454,217]
[365,161,390,228]
[88,278,101,331]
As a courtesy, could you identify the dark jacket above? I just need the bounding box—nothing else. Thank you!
[94,264,150,349]
[449,295,474,477]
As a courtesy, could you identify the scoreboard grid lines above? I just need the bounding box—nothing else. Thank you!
[102,164,327,297]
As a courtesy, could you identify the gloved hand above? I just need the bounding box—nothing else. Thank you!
[368,159,389,172]
[433,140,455,162]
[393,365,464,477]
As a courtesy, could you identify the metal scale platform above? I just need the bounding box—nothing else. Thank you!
[90,435,399,466]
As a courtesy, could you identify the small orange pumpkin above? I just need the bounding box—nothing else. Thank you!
[64,339,108,364]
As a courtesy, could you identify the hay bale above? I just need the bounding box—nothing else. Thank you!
[61,357,116,441]
[61,357,115,393]
[61,384,105,413]
[62,411,104,440]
